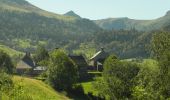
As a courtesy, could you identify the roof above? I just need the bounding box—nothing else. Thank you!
[16,52,35,69]
[69,55,85,60]
[69,55,88,67]
[16,60,33,69]
[90,48,109,60]
[90,51,102,60]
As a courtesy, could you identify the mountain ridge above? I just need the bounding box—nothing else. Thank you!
[94,10,170,31]
[64,10,81,19]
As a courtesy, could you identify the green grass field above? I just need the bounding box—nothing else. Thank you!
[2,76,70,100]
[81,81,99,96]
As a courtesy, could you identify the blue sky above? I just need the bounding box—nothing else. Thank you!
[26,0,170,20]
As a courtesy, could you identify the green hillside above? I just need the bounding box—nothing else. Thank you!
[2,76,70,100]
[0,0,101,53]
[0,44,22,57]
[0,0,170,59]
[0,0,75,21]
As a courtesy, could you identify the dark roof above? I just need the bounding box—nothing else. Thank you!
[16,61,33,69]
[16,53,35,69]
[69,55,85,60]
[69,55,88,66]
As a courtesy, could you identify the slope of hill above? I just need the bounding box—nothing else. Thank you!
[94,11,170,31]
[0,0,101,52]
[0,0,170,59]
[0,44,23,57]
[94,17,149,30]
[3,76,69,100]
[0,0,76,20]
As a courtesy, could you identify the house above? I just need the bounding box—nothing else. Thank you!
[16,52,35,75]
[33,66,47,75]
[69,55,88,77]
[89,48,109,71]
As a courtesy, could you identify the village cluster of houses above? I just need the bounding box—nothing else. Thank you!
[16,48,109,76]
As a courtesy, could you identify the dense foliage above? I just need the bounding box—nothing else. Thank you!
[151,32,170,99]
[33,46,49,66]
[47,50,79,90]
[0,50,14,74]
[93,32,170,100]
[94,55,140,99]
[0,72,13,98]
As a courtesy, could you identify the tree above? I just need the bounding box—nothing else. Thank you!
[47,50,79,90]
[0,50,14,74]
[95,54,139,99]
[132,60,160,100]
[151,32,170,60]
[151,32,170,99]
[34,46,49,66]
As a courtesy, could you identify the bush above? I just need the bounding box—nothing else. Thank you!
[47,50,79,91]
[94,54,140,99]
[0,50,14,74]
[0,72,13,98]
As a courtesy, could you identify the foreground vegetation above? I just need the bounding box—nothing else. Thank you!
[0,32,170,100]
[1,76,69,100]
[14,76,69,100]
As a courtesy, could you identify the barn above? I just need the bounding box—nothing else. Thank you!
[89,48,109,71]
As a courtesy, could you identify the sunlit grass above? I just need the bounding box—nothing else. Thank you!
[11,76,69,100]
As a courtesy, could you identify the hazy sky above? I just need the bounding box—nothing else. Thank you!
[26,0,170,20]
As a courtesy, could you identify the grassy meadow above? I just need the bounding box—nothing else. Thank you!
[2,76,70,100]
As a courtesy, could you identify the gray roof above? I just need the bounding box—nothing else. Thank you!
[16,53,35,69]
[69,55,88,67]
[16,60,33,69]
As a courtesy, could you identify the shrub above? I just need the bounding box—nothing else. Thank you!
[47,50,79,91]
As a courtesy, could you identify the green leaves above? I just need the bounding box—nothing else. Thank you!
[95,54,140,99]
[0,50,14,74]
[47,50,79,91]
[34,46,49,66]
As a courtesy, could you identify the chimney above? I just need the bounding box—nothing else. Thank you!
[101,47,104,52]
[25,52,31,57]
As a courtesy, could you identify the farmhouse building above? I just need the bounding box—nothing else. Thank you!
[89,48,109,71]
[16,52,35,75]
[69,55,88,77]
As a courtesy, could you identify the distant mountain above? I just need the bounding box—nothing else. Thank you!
[0,0,101,51]
[94,11,170,31]
[94,17,147,30]
[64,11,81,19]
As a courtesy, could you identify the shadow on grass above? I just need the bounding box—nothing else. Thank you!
[65,85,105,100]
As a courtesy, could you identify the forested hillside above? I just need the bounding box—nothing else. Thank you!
[0,0,101,52]
[0,0,170,59]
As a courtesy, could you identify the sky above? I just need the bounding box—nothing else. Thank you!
[26,0,170,20]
